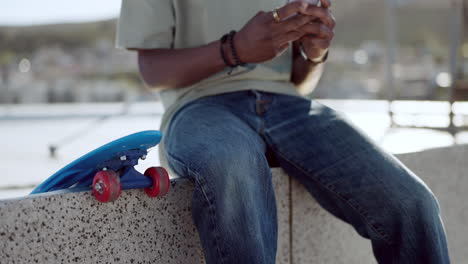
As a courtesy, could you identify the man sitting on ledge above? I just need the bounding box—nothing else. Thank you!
[116,0,450,263]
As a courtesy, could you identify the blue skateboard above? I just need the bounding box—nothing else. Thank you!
[31,130,170,203]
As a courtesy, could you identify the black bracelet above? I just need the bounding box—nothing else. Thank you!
[220,33,234,68]
[228,30,245,67]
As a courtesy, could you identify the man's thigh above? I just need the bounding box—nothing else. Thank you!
[163,101,268,178]
[264,97,438,242]
[264,98,383,174]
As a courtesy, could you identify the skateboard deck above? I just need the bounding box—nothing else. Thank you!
[31,130,170,202]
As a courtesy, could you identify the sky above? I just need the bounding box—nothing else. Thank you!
[0,0,122,26]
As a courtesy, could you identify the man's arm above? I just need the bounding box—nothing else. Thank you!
[137,41,225,90]
[137,2,323,90]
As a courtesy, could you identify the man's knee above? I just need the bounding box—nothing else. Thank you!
[381,175,441,229]
[403,181,441,216]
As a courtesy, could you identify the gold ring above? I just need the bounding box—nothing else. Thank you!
[272,8,281,23]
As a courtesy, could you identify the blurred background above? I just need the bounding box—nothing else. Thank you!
[0,0,467,198]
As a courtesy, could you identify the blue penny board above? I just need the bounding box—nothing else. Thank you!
[31,130,162,194]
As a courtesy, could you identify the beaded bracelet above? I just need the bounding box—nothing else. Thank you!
[220,33,234,68]
[227,30,246,67]
[219,31,246,74]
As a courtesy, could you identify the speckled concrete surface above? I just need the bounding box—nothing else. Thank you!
[0,181,204,264]
[0,170,290,264]
[292,145,468,263]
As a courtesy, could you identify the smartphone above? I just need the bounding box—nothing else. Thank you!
[288,0,320,7]
[285,0,321,20]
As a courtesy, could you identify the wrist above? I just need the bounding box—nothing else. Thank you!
[298,42,329,64]
[228,31,245,67]
[219,31,246,74]
[220,35,235,67]
[232,31,249,64]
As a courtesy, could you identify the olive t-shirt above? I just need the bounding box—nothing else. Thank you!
[116,0,309,169]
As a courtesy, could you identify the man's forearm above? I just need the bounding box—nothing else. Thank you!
[290,41,325,95]
[138,40,226,90]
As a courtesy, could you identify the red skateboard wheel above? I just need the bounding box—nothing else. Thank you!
[92,170,121,203]
[144,167,170,197]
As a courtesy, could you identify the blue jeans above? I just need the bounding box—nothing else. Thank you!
[163,90,450,264]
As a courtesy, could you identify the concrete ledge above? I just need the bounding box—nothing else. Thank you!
[0,182,205,263]
[1,146,467,263]
[0,169,290,263]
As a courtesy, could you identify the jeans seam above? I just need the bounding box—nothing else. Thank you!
[271,147,395,245]
[164,151,228,263]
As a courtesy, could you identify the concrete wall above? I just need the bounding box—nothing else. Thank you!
[0,169,290,263]
[0,146,467,263]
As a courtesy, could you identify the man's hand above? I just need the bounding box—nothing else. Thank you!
[296,0,336,61]
[234,1,327,64]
